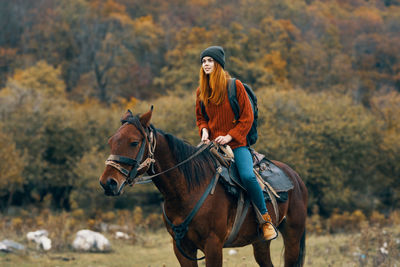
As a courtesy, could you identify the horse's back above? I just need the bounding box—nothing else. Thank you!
[271,160,308,203]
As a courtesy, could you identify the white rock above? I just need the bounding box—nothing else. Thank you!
[0,242,7,252]
[38,236,52,251]
[27,229,49,241]
[228,249,238,255]
[0,239,25,252]
[114,231,130,240]
[380,246,389,255]
[72,229,111,252]
[27,229,51,251]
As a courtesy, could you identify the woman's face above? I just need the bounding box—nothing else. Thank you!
[202,56,215,75]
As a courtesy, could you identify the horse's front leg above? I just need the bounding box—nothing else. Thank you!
[204,233,223,267]
[173,240,199,267]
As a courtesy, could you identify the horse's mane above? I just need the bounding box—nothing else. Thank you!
[157,129,216,190]
[123,113,216,190]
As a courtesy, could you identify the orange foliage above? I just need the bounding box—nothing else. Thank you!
[354,7,384,29]
[262,50,288,83]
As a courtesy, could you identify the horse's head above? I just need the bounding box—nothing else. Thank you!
[99,107,155,196]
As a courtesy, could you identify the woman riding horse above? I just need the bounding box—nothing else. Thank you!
[196,46,277,241]
[99,107,308,267]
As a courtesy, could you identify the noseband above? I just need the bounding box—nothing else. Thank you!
[105,117,156,185]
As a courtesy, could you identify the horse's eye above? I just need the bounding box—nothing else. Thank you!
[130,141,139,147]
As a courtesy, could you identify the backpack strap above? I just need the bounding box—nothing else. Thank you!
[228,78,240,121]
[201,78,239,122]
[200,100,209,121]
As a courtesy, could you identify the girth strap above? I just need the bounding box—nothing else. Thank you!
[162,172,218,261]
[224,192,250,247]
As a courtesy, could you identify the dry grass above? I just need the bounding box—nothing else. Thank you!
[1,223,400,267]
[1,209,400,266]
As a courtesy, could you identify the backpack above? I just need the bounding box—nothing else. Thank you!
[200,78,258,146]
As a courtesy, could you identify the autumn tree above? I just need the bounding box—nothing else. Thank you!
[255,88,385,215]
[0,61,122,209]
[0,127,25,209]
[18,0,164,102]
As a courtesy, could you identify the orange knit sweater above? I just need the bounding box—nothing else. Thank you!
[195,79,254,149]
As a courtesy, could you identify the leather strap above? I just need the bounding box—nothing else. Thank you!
[224,192,250,247]
[135,142,212,183]
[266,186,279,224]
[162,172,218,261]
[107,155,137,166]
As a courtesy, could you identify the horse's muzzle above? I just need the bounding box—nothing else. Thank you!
[100,177,120,196]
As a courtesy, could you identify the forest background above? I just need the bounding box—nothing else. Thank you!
[0,0,399,225]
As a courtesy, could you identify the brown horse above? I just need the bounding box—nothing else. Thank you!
[99,108,308,267]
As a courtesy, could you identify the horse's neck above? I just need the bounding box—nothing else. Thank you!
[151,134,190,202]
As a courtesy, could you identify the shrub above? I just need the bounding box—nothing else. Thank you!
[370,211,386,226]
[145,213,164,230]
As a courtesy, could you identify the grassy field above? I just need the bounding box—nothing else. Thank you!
[1,224,399,267]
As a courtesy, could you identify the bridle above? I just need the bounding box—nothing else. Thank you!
[105,116,157,186]
[104,115,212,186]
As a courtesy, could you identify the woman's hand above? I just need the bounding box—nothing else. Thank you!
[214,134,232,145]
[201,128,210,144]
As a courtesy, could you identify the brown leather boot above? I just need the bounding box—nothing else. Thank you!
[261,213,278,241]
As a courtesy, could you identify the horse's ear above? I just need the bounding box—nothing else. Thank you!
[139,106,153,127]
[121,110,133,122]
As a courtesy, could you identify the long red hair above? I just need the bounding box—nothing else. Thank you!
[198,62,230,105]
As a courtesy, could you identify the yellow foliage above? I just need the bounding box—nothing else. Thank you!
[0,129,24,196]
[389,210,400,225]
[132,15,164,49]
[134,91,198,143]
[370,210,386,226]
[262,50,288,83]
[372,91,400,132]
[0,47,17,68]
[351,210,367,222]
[189,0,216,7]
[102,211,116,222]
[10,61,66,97]
[72,209,85,220]
[102,0,126,16]
[87,219,96,229]
[145,213,163,230]
[132,206,143,226]
[11,217,23,232]
[327,209,368,233]
[36,217,45,227]
[121,96,138,111]
[307,205,324,235]
[354,7,384,28]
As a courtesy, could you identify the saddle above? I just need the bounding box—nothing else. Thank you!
[210,144,293,200]
[209,144,294,246]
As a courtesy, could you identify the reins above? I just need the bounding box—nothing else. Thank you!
[135,141,212,184]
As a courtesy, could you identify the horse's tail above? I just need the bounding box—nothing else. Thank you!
[296,228,306,267]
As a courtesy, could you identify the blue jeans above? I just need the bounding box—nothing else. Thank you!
[233,146,267,215]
